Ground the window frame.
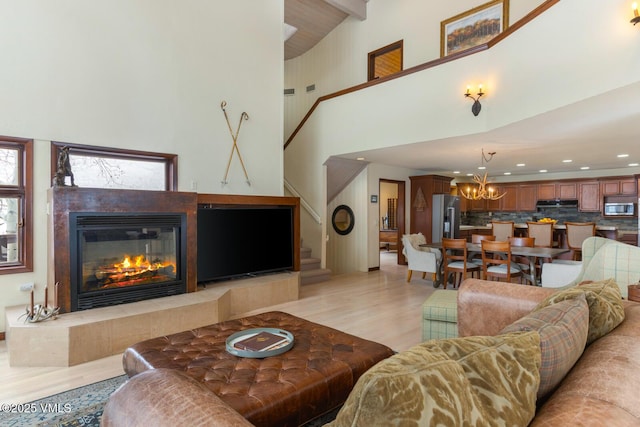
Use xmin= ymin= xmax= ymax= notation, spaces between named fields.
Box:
xmin=50 ymin=142 xmax=178 ymax=191
xmin=367 ymin=40 xmax=404 ymax=82
xmin=0 ymin=136 xmax=33 ymax=275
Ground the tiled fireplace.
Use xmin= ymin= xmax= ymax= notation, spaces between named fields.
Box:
xmin=48 ymin=187 xmax=198 ymax=313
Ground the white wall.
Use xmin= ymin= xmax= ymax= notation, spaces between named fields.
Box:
xmin=0 ymin=1 xmax=284 ymax=333
xmin=284 ymin=0 xmax=640 ymax=272
xmin=284 ymin=0 xmax=546 ymax=140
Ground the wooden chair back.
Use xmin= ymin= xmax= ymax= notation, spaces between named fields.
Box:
xmin=508 ymin=236 xmax=535 ymax=248
xmin=481 ymin=239 xmax=521 ymax=282
xmin=491 ymin=221 xmax=515 ymax=241
xmin=471 ymin=234 xmax=495 ymax=244
xmin=565 ymin=222 xmax=596 ymax=260
xmin=526 ymin=221 xmax=554 ymax=248
xmin=442 ymin=238 xmax=479 ymax=289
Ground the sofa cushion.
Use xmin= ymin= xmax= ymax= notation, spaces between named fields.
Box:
xmin=501 ymin=294 xmax=589 ymax=400
xmin=535 ymin=278 xmax=625 ymax=345
xmin=327 ymin=332 xmax=541 ymax=427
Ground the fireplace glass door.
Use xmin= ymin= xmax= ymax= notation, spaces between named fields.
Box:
xmin=70 ymin=213 xmax=186 ymax=311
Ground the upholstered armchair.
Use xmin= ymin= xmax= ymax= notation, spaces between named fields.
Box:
xmin=401 ymin=233 xmax=441 ymax=283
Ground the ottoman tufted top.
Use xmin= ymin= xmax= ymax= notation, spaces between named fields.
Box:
xmin=123 ymin=311 xmax=394 ymax=427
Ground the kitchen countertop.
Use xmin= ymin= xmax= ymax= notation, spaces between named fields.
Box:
xmin=460 ymin=224 xmax=619 ymax=231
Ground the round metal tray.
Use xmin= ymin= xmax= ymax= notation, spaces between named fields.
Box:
xmin=225 ymin=327 xmax=294 ymax=358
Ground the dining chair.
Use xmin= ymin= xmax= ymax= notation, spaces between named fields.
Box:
xmin=508 ymin=236 xmax=535 ymax=284
xmin=441 ymin=238 xmax=481 ymax=289
xmin=491 ymin=221 xmax=515 ymax=242
xmin=526 ymin=221 xmax=555 ymax=274
xmin=481 ymin=239 xmax=523 ymax=283
xmin=470 ymin=234 xmax=495 ymax=263
xmin=565 ymin=222 xmax=596 ymax=261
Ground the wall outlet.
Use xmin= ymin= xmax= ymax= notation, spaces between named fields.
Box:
xmin=20 ymin=282 xmax=34 ymax=292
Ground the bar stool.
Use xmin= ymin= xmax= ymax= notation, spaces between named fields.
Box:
xmin=442 ymin=238 xmax=481 ymax=289
xmin=491 ymin=221 xmax=515 ymax=241
xmin=565 ymin=222 xmax=596 ymax=261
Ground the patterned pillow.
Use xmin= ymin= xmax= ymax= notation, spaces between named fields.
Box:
xmin=535 ymin=277 xmax=625 ymax=345
xmin=501 ymin=294 xmax=589 ymax=400
xmin=326 ymin=332 xmax=541 ymax=427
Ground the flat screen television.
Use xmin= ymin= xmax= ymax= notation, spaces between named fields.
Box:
xmin=197 ymin=205 xmax=294 ymax=282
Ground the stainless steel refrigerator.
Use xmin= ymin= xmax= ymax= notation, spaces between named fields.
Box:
xmin=432 ymin=194 xmax=460 ymax=243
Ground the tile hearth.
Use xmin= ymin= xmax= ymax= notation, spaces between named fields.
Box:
xmin=6 ymin=272 xmax=299 ymax=367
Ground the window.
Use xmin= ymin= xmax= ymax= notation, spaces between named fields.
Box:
xmin=368 ymin=40 xmax=403 ymax=81
xmin=51 ymin=142 xmax=178 ymax=191
xmin=0 ymin=136 xmax=33 ymax=274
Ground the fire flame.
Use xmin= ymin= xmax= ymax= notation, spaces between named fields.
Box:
xmin=113 ymin=255 xmax=174 ymax=277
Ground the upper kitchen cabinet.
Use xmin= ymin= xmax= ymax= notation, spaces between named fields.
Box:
xmin=579 ymin=181 xmax=601 ymax=212
xmin=601 ymin=178 xmax=637 ymax=197
xmin=499 ymin=185 xmax=517 ymax=211
xmin=517 ymin=184 xmax=537 ymax=211
xmin=537 ymin=182 xmax=577 ymax=200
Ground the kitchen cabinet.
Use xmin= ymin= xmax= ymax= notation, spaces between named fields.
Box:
xmin=601 ymin=178 xmax=637 ymax=196
xmin=579 ymin=181 xmax=601 ymax=212
xmin=536 ymin=182 xmax=577 ymax=200
xmin=500 ymin=185 xmax=517 ymax=211
xmin=517 ymin=184 xmax=537 ymax=211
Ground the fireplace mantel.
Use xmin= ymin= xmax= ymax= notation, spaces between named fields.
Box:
xmin=48 ymin=187 xmax=198 ymax=313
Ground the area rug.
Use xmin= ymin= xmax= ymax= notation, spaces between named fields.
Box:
xmin=1 ymin=374 xmax=339 ymax=426
xmin=0 ymin=375 xmax=127 ymax=427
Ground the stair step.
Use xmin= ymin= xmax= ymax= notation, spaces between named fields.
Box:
xmin=300 ymin=247 xmax=312 ymax=259
xmin=300 ymin=257 xmax=321 ymax=271
xmin=300 ymin=268 xmax=332 ymax=285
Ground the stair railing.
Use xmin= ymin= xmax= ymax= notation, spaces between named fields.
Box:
xmin=284 ymin=178 xmax=322 ymax=224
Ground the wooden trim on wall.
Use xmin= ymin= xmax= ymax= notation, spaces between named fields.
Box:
xmin=284 ymin=0 xmax=560 ymax=150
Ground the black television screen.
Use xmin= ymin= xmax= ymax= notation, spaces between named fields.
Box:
xmin=197 ymin=206 xmax=294 ymax=282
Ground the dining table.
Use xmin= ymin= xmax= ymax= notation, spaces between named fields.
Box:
xmin=420 ymin=242 xmax=571 ymax=288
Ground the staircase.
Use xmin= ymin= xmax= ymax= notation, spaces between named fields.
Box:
xmin=300 ymin=246 xmax=331 ymax=285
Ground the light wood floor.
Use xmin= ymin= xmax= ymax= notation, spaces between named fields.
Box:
xmin=0 ymin=251 xmax=437 ymax=405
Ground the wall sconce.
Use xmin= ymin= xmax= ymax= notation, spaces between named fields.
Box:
xmin=632 ymin=2 xmax=640 ymax=25
xmin=464 ymin=85 xmax=484 ymax=116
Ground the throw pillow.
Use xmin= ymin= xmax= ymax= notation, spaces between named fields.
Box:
xmin=535 ymin=277 xmax=625 ymax=345
xmin=326 ymin=332 xmax=541 ymax=427
xmin=501 ymin=294 xmax=589 ymax=400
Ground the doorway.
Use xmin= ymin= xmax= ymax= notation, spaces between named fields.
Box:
xmin=379 ymin=179 xmax=406 ymax=267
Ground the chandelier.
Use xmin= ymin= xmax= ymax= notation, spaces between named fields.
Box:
xmin=460 ymin=149 xmax=507 ymax=201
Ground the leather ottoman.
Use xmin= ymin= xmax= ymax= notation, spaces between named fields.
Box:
xmin=122 ymin=311 xmax=394 ymax=427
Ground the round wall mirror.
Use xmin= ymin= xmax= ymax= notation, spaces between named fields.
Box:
xmin=332 ymin=205 xmax=355 ymax=235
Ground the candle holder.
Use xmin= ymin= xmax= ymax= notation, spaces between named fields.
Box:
xmin=19 ymin=283 xmax=60 ymax=323
xmin=21 ymin=304 xmax=60 ymax=323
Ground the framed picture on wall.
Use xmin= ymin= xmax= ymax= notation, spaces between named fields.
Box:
xmin=440 ymin=0 xmax=509 ymax=57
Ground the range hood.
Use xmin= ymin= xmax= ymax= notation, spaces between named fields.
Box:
xmin=536 ymin=199 xmax=579 ymax=209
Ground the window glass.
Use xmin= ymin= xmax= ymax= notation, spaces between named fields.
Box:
xmin=0 ymin=197 xmax=20 ymax=263
xmin=68 ymin=154 xmax=167 ymax=191
xmin=0 ymin=148 xmax=18 ymax=186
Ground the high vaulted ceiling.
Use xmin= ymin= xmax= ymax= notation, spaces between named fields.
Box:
xmin=284 ymin=0 xmax=367 ymax=60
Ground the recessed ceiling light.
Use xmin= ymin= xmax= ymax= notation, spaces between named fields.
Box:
xmin=562 ymin=159 xmax=572 ymax=163
xmin=539 ymin=169 xmax=548 ymax=173
xmin=466 ymin=173 xmax=473 ymax=176
xmin=629 ymin=163 xmax=639 ymax=167
xmin=503 ymin=172 xmax=511 ymax=175
xmin=356 ymin=157 xmax=365 ymax=161
xmin=453 ymin=171 xmax=460 ymax=174
xmin=516 ymin=163 xmax=525 ymax=167
xmin=580 ymin=166 xmax=590 ymax=170
xmin=618 ymin=154 xmax=629 ymax=158
xmin=478 ymin=166 xmax=486 ymax=170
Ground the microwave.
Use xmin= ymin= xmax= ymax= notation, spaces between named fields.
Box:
xmin=603 ymin=202 xmax=635 ymax=216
